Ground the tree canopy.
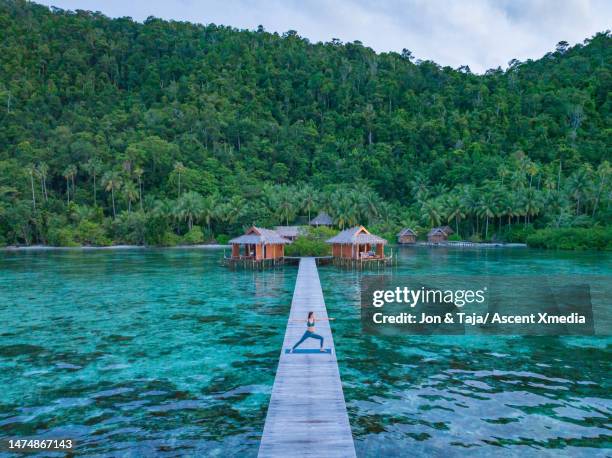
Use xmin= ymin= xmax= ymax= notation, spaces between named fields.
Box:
xmin=0 ymin=1 xmax=610 ymax=248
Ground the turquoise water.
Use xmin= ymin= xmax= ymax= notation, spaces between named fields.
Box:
xmin=320 ymin=247 xmax=612 ymax=457
xmin=0 ymin=247 xmax=610 ymax=457
xmin=0 ymin=249 xmax=296 ymax=456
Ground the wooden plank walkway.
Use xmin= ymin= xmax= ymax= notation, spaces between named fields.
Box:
xmin=258 ymin=257 xmax=356 ymax=458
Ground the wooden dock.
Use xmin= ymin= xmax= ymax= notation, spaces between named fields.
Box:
xmin=258 ymin=257 xmax=356 ymax=458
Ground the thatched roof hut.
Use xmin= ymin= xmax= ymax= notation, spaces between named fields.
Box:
xmin=398 ymin=228 xmax=416 ymax=237
xmin=397 ymin=228 xmax=417 ymax=244
xmin=228 ymin=226 xmax=290 ymax=260
xmin=274 ymin=226 xmax=304 ymax=241
xmin=309 ymin=212 xmax=333 ymax=227
xmin=327 ymin=226 xmax=387 ymax=245
xmin=326 ymin=226 xmax=387 ymax=259
xmin=427 ymin=228 xmax=445 ymax=236
xmin=427 ymin=227 xmax=450 ymax=243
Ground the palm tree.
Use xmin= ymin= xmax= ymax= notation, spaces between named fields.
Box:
xmin=411 ymin=174 xmax=429 ymax=204
xmin=123 ymin=180 xmax=138 ymax=213
xmin=152 ymin=198 xmax=173 ymax=219
xmin=36 ymin=162 xmax=49 ymax=202
xmin=421 ymin=199 xmax=443 ymax=228
xmin=501 ymin=193 xmax=517 ymax=230
xmin=363 ymin=103 xmax=375 ymax=146
xmin=359 ymin=190 xmax=380 ymax=224
xmin=400 ymin=214 xmax=419 ymax=233
xmin=329 ymin=189 xmax=359 ymax=229
xmin=25 ymin=164 xmax=37 ymax=210
xmin=479 ymin=193 xmax=497 ymax=240
xmin=544 ymin=189 xmax=569 ymax=228
xmin=566 ymin=166 xmax=592 ymax=215
xmin=134 ymin=166 xmax=144 ymax=210
xmin=526 ymin=161 xmax=539 ymax=189
xmin=459 ymin=185 xmax=479 ymax=236
xmin=102 ymin=170 xmax=122 ymax=218
xmin=318 ymin=190 xmax=336 ymax=215
xmin=591 ymin=161 xmax=610 ymax=218
xmin=177 ymin=191 xmax=203 ymax=230
xmin=444 ymin=194 xmax=464 ymax=236
xmin=514 ymin=189 xmax=527 ymax=226
xmin=219 ymin=195 xmax=246 ymax=228
xmin=277 ymin=187 xmax=297 ymax=226
xmin=497 ymin=164 xmax=510 ymax=186
xmin=63 ymin=164 xmax=77 ymax=205
xmin=259 ymin=183 xmax=277 ymax=218
xmin=431 ymin=183 xmax=448 ymax=196
xmin=84 ymin=158 xmax=102 ymax=206
xmin=201 ymin=194 xmax=218 ymax=235
xmin=489 ymin=183 xmax=507 ymax=232
xmin=300 ymin=185 xmax=317 ymax=222
xmin=151 ymin=198 xmax=175 ymax=232
xmin=377 ymin=201 xmax=394 ymax=227
xmin=523 ymin=188 xmax=541 ymax=225
xmin=173 ymin=161 xmax=186 ymax=197
xmin=334 ymin=197 xmax=354 ymax=229
xmin=69 ymin=164 xmax=77 ymax=197
xmin=346 ymin=193 xmax=361 ymax=227
xmin=71 ymin=204 xmax=96 ymax=223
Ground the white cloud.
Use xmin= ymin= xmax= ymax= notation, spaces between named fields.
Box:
xmin=35 ymin=0 xmax=611 ymax=73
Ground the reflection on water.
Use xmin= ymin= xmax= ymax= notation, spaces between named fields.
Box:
xmin=0 ymin=247 xmax=610 ymax=457
xmin=321 ymin=247 xmax=611 ymax=457
xmin=0 ymin=249 xmax=295 ymax=456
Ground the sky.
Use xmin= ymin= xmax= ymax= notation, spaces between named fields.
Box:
xmin=35 ymin=0 xmax=611 ymax=73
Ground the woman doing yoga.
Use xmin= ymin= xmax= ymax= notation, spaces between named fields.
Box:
xmin=291 ymin=311 xmax=335 ymax=352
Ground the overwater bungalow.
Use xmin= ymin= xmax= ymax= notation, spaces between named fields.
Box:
xmin=326 ymin=226 xmax=390 ymax=268
xmin=309 ymin=212 xmax=333 ymax=227
xmin=226 ymin=226 xmax=290 ymax=268
xmin=274 ymin=226 xmax=304 ymax=241
xmin=397 ymin=228 xmax=417 ymax=244
xmin=427 ymin=226 xmax=454 ymax=243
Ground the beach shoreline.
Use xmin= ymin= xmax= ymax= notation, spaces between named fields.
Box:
xmin=410 ymin=241 xmax=528 ymax=248
xmin=1 ymin=242 xmax=528 ymax=253
xmin=0 ymin=244 xmax=231 ymax=251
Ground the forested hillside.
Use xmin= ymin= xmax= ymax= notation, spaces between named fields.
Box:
xmin=0 ymin=0 xmax=610 ymax=248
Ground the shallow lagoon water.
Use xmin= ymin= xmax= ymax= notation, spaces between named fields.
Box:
xmin=0 ymin=249 xmax=295 ymax=456
xmin=321 ymin=247 xmax=611 ymax=457
xmin=0 ymin=247 xmax=610 ymax=457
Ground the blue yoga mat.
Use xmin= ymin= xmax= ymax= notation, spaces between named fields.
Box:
xmin=285 ymin=348 xmax=332 ymax=354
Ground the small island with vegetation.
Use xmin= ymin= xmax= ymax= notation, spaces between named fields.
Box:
xmin=0 ymin=2 xmax=610 ymax=251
